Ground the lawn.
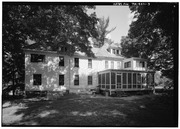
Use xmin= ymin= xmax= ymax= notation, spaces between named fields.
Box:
xmin=2 ymin=93 xmax=176 ymax=127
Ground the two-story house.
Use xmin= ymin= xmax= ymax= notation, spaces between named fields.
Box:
xmin=24 ymin=42 xmax=155 ymax=95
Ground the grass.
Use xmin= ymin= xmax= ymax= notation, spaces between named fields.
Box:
xmin=2 ymin=93 xmax=176 ymax=127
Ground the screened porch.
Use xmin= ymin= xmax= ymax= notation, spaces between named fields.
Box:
xmin=98 ymin=69 xmax=155 ymax=95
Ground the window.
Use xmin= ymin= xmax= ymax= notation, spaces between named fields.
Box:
xmin=111 ymin=61 xmax=114 ymax=69
xmin=74 ymin=75 xmax=79 ymax=85
xmin=31 ymin=54 xmax=45 ymax=62
xmin=59 ymin=46 xmax=67 ymax=52
xmin=74 ymin=58 xmax=79 ymax=67
xmin=113 ymin=49 xmax=116 ymax=54
xmin=59 ymin=75 xmax=64 ymax=85
xmin=88 ymin=59 xmax=92 ymax=68
xmin=59 ymin=56 xmax=64 ymax=66
xmin=105 ymin=61 xmax=108 ymax=69
xmin=117 ymin=50 xmax=119 ymax=55
xmin=33 ymin=74 xmax=41 ymax=85
xmin=124 ymin=61 xmax=131 ymax=68
xmin=140 ymin=61 xmax=145 ymax=68
xmin=117 ymin=62 xmax=121 ymax=69
xmin=88 ymin=76 xmax=93 ymax=85
xmin=136 ymin=61 xmax=139 ymax=67
xmin=136 ymin=61 xmax=145 ymax=68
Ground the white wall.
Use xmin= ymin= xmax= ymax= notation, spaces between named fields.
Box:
xmin=25 ymin=51 xmax=124 ymax=92
xmin=25 ymin=51 xmax=71 ymax=91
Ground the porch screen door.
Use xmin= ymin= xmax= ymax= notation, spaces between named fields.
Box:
xmin=117 ymin=73 xmax=121 ymax=89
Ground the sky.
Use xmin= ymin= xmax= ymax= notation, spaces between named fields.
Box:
xmin=88 ymin=6 xmax=134 ymax=43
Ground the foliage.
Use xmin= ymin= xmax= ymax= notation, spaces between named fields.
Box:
xmin=93 ymin=16 xmax=116 ymax=47
xmin=121 ymin=3 xmax=177 ymax=80
xmin=3 ymin=4 xmax=98 ymax=95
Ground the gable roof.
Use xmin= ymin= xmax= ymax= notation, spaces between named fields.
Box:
xmin=24 ymin=42 xmax=124 ymax=59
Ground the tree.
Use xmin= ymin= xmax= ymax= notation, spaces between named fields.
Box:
xmin=121 ymin=3 xmax=177 ymax=80
xmin=93 ymin=16 xmax=116 ymax=47
xmin=3 ymin=4 xmax=98 ymax=95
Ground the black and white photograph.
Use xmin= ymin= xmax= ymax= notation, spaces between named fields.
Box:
xmin=2 ymin=2 xmax=178 ymax=127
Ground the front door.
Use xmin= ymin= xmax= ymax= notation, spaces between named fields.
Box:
xmin=117 ymin=73 xmax=121 ymax=89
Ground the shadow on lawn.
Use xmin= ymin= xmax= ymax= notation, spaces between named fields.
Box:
xmin=2 ymin=93 xmax=177 ymax=127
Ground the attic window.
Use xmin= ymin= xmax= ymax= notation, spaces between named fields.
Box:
xmin=113 ymin=49 xmax=116 ymax=54
xmin=117 ymin=50 xmax=119 ymax=55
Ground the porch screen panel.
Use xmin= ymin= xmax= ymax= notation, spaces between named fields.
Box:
xmin=147 ymin=73 xmax=154 ymax=86
xmin=147 ymin=73 xmax=149 ymax=85
xmin=98 ymin=74 xmax=101 ymax=84
xmin=111 ymin=72 xmax=116 ymax=89
xmin=111 ymin=73 xmax=115 ymax=84
xmin=106 ymin=73 xmax=110 ymax=84
xmin=123 ymin=73 xmax=127 ymax=89
xmin=137 ymin=73 xmax=141 ymax=88
xmin=106 ymin=73 xmax=110 ymax=89
xmin=102 ymin=73 xmax=105 ymax=88
xmin=133 ymin=73 xmax=136 ymax=88
xmin=142 ymin=74 xmax=146 ymax=88
xmin=98 ymin=74 xmax=102 ymax=88
xmin=117 ymin=73 xmax=121 ymax=89
xmin=128 ymin=73 xmax=132 ymax=89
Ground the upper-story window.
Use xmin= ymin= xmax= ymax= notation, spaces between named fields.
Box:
xmin=59 ymin=56 xmax=64 ymax=66
xmin=31 ymin=54 xmax=45 ymax=63
xmin=59 ymin=46 xmax=67 ymax=52
xmin=140 ymin=61 xmax=145 ymax=68
xmin=88 ymin=59 xmax=92 ymax=68
xmin=74 ymin=58 xmax=79 ymax=67
xmin=111 ymin=61 xmax=114 ymax=69
xmin=105 ymin=61 xmax=108 ymax=69
xmin=124 ymin=61 xmax=131 ymax=68
xmin=117 ymin=61 xmax=121 ymax=69
xmin=136 ymin=61 xmax=145 ymax=68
